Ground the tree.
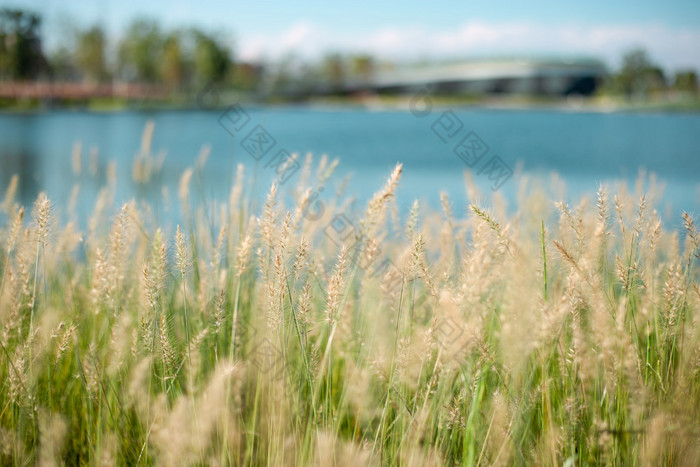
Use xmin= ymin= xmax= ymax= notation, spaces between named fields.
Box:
xmin=117 ymin=19 xmax=163 ymax=82
xmin=0 ymin=8 xmax=47 ymax=80
xmin=646 ymin=66 xmax=667 ymax=94
xmin=322 ymin=53 xmax=345 ymax=93
xmin=673 ymin=70 xmax=698 ymax=94
xmin=49 ymin=46 xmax=79 ymax=81
xmin=232 ymin=62 xmax=263 ymax=93
xmin=192 ymin=29 xmax=231 ymax=85
xmin=75 ymin=26 xmax=108 ymax=82
xmin=160 ymin=31 xmax=186 ymax=88
xmin=349 ymin=54 xmax=374 ymax=89
xmin=617 ymin=49 xmax=666 ymax=98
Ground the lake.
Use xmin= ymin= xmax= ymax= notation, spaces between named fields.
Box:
xmin=1 ymin=106 xmax=699 ymax=224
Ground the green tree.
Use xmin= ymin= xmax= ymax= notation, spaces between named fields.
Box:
xmin=75 ymin=26 xmax=108 ymax=82
xmin=322 ymin=53 xmax=345 ymax=93
xmin=232 ymin=62 xmax=262 ymax=93
xmin=267 ymin=53 xmax=298 ymax=96
xmin=673 ymin=70 xmax=698 ymax=94
xmin=617 ymin=49 xmax=666 ymax=98
xmin=0 ymin=8 xmax=47 ymax=80
xmin=160 ymin=31 xmax=186 ymax=88
xmin=49 ymin=46 xmax=78 ymax=81
xmin=349 ymin=54 xmax=373 ymax=88
xmin=192 ymin=29 xmax=230 ymax=85
xmin=117 ymin=19 xmax=163 ymax=82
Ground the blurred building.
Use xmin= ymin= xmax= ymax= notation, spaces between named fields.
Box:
xmin=363 ymin=57 xmax=607 ymax=96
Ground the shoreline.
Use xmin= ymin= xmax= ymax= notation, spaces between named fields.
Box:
xmin=1 ymin=94 xmax=700 ymax=115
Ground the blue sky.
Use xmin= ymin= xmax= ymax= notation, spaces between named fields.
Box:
xmin=3 ymin=0 xmax=700 ymax=70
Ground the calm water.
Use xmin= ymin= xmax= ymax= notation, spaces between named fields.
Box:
xmin=1 ymin=107 xmax=699 ymax=223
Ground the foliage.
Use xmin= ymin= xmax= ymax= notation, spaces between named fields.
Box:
xmin=75 ymin=26 xmax=108 ymax=82
xmin=117 ymin=19 xmax=165 ymax=83
xmin=0 ymin=8 xmax=47 ymax=80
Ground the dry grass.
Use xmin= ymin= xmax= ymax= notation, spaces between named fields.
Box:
xmin=0 ymin=127 xmax=699 ymax=466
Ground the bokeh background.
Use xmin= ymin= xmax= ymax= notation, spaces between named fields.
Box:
xmin=1 ymin=0 xmax=699 ymax=221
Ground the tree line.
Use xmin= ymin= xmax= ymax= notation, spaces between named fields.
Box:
xmin=0 ymin=8 xmax=249 ymax=91
xmin=604 ymin=49 xmax=698 ymax=97
xmin=0 ymin=7 xmax=697 ymax=99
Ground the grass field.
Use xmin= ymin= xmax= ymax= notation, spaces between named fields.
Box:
xmin=1 ymin=135 xmax=699 ymax=465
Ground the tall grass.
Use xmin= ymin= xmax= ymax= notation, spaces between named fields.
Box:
xmin=0 ymin=134 xmax=699 ymax=466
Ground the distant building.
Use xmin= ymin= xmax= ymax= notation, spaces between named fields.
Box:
xmin=362 ymin=57 xmax=607 ymax=96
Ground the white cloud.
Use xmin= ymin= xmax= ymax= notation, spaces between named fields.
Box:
xmin=238 ymin=20 xmax=700 ymax=71
xmin=239 ymin=21 xmax=326 ymax=61
xmin=279 ymin=22 xmax=314 ymax=50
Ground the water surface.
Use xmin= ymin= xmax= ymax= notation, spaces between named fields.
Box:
xmin=1 ymin=107 xmax=698 ymax=223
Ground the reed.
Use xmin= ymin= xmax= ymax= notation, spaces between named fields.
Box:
xmin=0 ymin=133 xmax=698 ymax=466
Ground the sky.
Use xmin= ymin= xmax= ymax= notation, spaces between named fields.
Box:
xmin=3 ymin=0 xmax=700 ymax=71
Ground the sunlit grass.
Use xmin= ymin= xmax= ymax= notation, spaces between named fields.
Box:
xmin=1 ymin=135 xmax=699 ymax=465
